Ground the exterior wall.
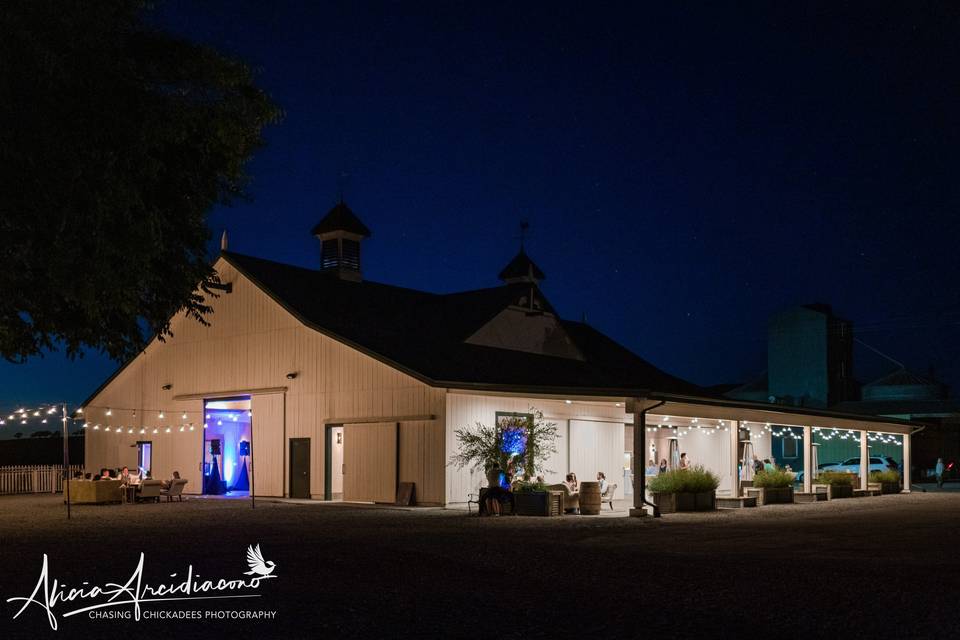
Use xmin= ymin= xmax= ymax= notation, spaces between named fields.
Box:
xmin=84 ymin=258 xmax=446 ymax=503
xmin=445 ymin=392 xmax=626 ymax=504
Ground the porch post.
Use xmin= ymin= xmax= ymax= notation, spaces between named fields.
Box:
xmin=902 ymin=432 xmax=912 ymax=493
xmin=859 ymin=430 xmax=869 ymax=490
xmin=802 ymin=426 xmax=812 ymax=494
xmin=730 ymin=420 xmax=740 ymax=496
xmin=630 ymin=397 xmax=646 ymax=517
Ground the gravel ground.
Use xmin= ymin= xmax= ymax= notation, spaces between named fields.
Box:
xmin=0 ymin=492 xmax=956 ymax=639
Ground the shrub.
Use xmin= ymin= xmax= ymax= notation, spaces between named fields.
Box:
xmin=753 ymin=468 xmax=794 ymax=488
xmin=816 ymin=471 xmax=855 ymax=486
xmin=870 ymin=470 xmax=901 ymax=484
xmin=648 ymin=465 xmax=720 ymax=494
xmin=513 ymin=481 xmax=548 ymax=493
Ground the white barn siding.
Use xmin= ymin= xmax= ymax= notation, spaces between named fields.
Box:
xmin=445 ymin=392 xmax=625 ymax=504
xmin=84 ymin=258 xmax=445 ymax=501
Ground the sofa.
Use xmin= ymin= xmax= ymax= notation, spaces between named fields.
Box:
xmin=68 ymin=479 xmax=122 ymax=504
xmin=547 ymin=484 xmax=580 ymax=512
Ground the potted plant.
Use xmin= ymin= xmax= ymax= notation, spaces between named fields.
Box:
xmin=749 ymin=468 xmax=795 ymax=504
xmin=648 ymin=466 xmax=719 ymax=513
xmin=449 ymin=407 xmax=560 ymax=513
xmin=869 ymin=470 xmax=901 ymax=494
xmin=813 ymin=471 xmax=855 ymax=499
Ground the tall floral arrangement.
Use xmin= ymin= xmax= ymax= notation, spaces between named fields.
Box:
xmin=449 ymin=407 xmax=559 ymax=480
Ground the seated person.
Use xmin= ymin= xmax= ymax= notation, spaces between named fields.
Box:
xmin=93 ymin=468 xmax=110 ymax=481
xmin=161 ymin=470 xmax=180 ymax=490
xmin=645 ymin=459 xmax=658 ymax=475
xmin=118 ymin=466 xmax=131 ymax=485
xmin=483 ymin=464 xmax=512 ymax=516
xmin=597 ymin=471 xmax=609 ymax=494
xmin=563 ymin=473 xmax=578 ymax=494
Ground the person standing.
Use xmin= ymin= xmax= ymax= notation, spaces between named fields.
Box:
xmin=936 ymin=458 xmax=945 ymax=489
xmin=679 ymin=453 xmax=690 ymax=470
xmin=658 ymin=458 xmax=668 ymax=474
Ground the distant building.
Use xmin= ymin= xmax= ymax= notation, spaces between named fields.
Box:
xmin=725 ymin=304 xmax=959 ymax=479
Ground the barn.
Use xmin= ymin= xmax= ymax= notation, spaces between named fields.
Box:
xmin=81 ymin=202 xmax=918 ymax=509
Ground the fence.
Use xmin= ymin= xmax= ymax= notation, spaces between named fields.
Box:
xmin=0 ymin=465 xmax=84 ymax=495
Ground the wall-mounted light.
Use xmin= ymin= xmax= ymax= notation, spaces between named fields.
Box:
xmin=286 ymin=372 xmax=298 ymax=380
xmin=161 ymin=384 xmax=172 ymax=391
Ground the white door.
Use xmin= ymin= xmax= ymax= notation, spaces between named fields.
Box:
xmin=569 ymin=420 xmax=625 ymax=498
xmin=343 ymin=422 xmax=396 ymax=503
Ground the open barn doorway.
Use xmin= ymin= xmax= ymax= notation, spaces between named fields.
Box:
xmin=202 ymin=397 xmax=252 ymax=496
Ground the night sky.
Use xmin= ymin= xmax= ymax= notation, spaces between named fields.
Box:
xmin=2 ymin=2 xmax=959 ymax=427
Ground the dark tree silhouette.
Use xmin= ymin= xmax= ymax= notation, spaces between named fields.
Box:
xmin=0 ymin=1 xmax=281 ymax=363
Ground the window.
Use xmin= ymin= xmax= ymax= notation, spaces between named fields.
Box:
xmin=782 ymin=437 xmax=798 ymax=458
xmin=137 ymin=441 xmax=152 ymax=475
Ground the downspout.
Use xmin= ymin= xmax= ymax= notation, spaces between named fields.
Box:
xmin=636 ymin=399 xmax=666 ymax=518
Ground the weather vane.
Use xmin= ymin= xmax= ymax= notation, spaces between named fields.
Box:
xmin=519 ymin=220 xmax=530 ymax=249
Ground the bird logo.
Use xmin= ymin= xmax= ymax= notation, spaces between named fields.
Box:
xmin=244 ymin=544 xmax=277 ymax=577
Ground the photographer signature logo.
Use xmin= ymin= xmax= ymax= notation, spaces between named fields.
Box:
xmin=5 ymin=544 xmax=277 ymax=630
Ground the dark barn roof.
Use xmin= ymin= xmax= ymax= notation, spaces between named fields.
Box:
xmin=222 ymin=251 xmax=701 ymax=396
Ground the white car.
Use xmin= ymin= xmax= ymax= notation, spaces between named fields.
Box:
xmin=829 ymin=456 xmax=899 ymax=475
xmin=794 ymin=456 xmax=898 ymax=483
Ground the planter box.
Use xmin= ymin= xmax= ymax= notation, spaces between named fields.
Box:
xmin=652 ymin=491 xmax=715 ymax=514
xmin=745 ymin=486 xmax=794 ymax=505
xmin=513 ymin=491 xmax=562 ymax=517
xmin=879 ymin=482 xmax=901 ymax=495
xmin=827 ymin=484 xmax=854 ymax=499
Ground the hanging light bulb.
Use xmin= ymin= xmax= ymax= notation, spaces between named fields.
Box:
xmin=165 ymin=427 xmax=171 ymax=433
xmin=189 ymin=425 xmax=195 ymax=431
xmin=179 ymin=426 xmax=185 ymax=432
xmin=247 ymin=411 xmax=252 ymax=417
xmin=106 ymin=409 xmax=112 ymax=416
xmin=140 ymin=428 xmax=146 ymax=434
xmin=76 ymin=408 xmax=83 ymax=414
xmin=20 ymin=419 xmax=26 ymax=425
xmin=203 ymin=423 xmax=208 ymax=429
xmin=182 ymin=412 xmax=188 ymax=420
xmin=32 ymin=411 xmax=40 ymax=417
xmin=153 ymin=428 xmax=158 ymax=434
xmin=217 ymin=420 xmax=222 ymax=426
xmin=93 ymin=425 xmax=100 ymax=430
xmin=128 ymin=428 xmax=134 ymax=434
xmin=158 ymin=411 xmax=164 ymax=419
xmin=41 ymin=419 xmax=47 ymax=424
xmin=0 ymin=420 xmax=5 ymax=425
xmin=7 ymin=415 xmax=13 ymax=420
xmin=105 ymin=427 xmax=111 ymax=432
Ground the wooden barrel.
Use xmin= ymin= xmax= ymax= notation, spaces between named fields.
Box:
xmin=580 ymin=481 xmax=601 ymax=515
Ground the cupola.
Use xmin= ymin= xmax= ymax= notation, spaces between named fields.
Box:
xmin=311 ymin=201 xmax=371 ymax=281
xmin=498 ymin=249 xmax=545 ymax=285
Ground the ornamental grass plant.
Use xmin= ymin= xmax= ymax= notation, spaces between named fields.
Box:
xmin=752 ymin=468 xmax=794 ymax=488
xmin=869 ymin=470 xmax=901 ymax=484
xmin=816 ymin=471 xmax=855 ymax=486
xmin=647 ymin=465 xmax=720 ymax=494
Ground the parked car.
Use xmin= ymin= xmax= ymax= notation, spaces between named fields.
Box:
xmin=795 ymin=456 xmax=898 ymax=484
xmin=794 ymin=462 xmax=840 ymax=484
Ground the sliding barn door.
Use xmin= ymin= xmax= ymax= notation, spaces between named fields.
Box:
xmin=343 ymin=422 xmax=396 ymax=503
